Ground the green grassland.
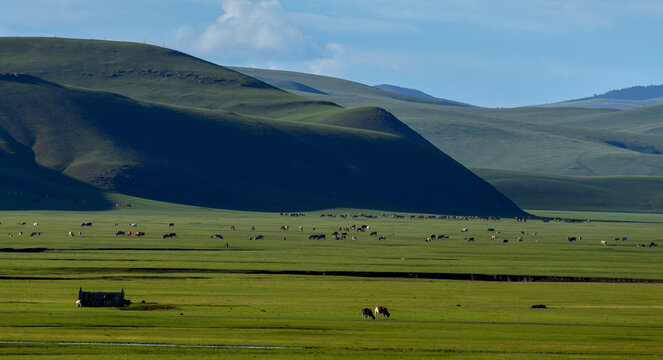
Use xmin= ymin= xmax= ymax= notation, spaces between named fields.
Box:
xmin=0 ymin=202 xmax=662 ymax=359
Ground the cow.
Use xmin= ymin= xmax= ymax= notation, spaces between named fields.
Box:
xmin=374 ymin=306 xmax=390 ymax=318
xmin=116 ymin=231 xmax=125 ymax=236
xmin=33 ymin=222 xmax=39 ymax=226
xmin=230 ymin=225 xmax=235 ymax=231
xmin=467 ymin=237 xmax=475 ymax=242
xmin=601 ymin=240 xmax=607 ymax=246
xmin=567 ymin=236 xmax=577 ymax=242
xmin=503 ymin=239 xmax=509 ymax=243
xmin=81 ymin=222 xmax=92 ymax=227
xmin=76 ymin=299 xmax=82 ymax=307
xmin=255 ymin=235 xmax=264 ymax=240
xmin=461 ymin=228 xmax=468 ymax=232
xmin=280 ymin=225 xmax=289 ymax=231
xmin=298 ymin=226 xmax=303 ymax=231
xmin=369 ymin=231 xmax=378 ymax=236
xmin=362 ymin=308 xmax=375 ymax=319
xmin=215 ymin=234 xmax=223 ymax=239
xmin=68 ymin=231 xmax=75 ymax=237
xmin=352 ymin=235 xmax=357 ymax=241
xmin=169 ymin=223 xmax=175 ymax=227
xmin=129 ymin=223 xmax=137 ymax=227
xmin=425 ymin=237 xmax=432 ymax=242
xmin=650 ymin=242 xmax=658 ymax=247
xmin=378 ymin=235 xmax=386 ymax=240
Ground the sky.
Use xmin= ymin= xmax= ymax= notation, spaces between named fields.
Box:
xmin=2 ymin=0 xmax=663 ymax=107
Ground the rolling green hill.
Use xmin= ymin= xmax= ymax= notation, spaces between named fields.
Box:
xmin=231 ymin=66 xmax=663 ymax=177
xmin=0 ymin=68 xmax=524 ymax=216
xmin=230 ymin=67 xmax=663 ymax=212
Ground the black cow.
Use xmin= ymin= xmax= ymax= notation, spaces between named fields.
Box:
xmin=362 ymin=308 xmax=375 ymax=320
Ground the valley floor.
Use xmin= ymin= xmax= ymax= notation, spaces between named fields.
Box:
xmin=0 ymin=203 xmax=662 ymax=359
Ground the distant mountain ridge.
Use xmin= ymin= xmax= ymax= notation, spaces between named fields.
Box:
xmin=542 ymin=84 xmax=663 ymax=110
xmin=373 ymin=84 xmax=474 ymax=107
xmin=580 ymin=84 xmax=663 ymax=101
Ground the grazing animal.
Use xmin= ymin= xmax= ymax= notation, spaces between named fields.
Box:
xmin=33 ymin=222 xmax=39 ymax=226
xmin=425 ymin=237 xmax=432 ymax=242
xmin=68 ymin=231 xmax=74 ymax=237
xmin=230 ymin=225 xmax=235 ymax=231
xmin=81 ymin=222 xmax=92 ymax=227
xmin=378 ymin=235 xmax=386 ymax=240
xmin=461 ymin=228 xmax=468 ymax=232
xmin=112 ymin=222 xmax=119 ymax=227
xmin=468 ymin=237 xmax=475 ymax=242
xmin=374 ymin=306 xmax=390 ymax=318
xmin=503 ymin=239 xmax=509 ymax=243
xmin=129 ymin=223 xmax=137 ymax=227
xmin=650 ymin=242 xmax=658 ymax=247
xmin=567 ymin=236 xmax=577 ymax=242
xmin=352 ymin=235 xmax=357 ymax=241
xmin=487 ymin=228 xmax=495 ymax=232
xmin=163 ymin=233 xmax=176 ymax=239
xmin=215 ymin=234 xmax=223 ymax=239
xmin=601 ymin=240 xmax=607 ymax=246
xmin=169 ymin=223 xmax=175 ymax=227
xmin=255 ymin=235 xmax=264 ymax=240
xmin=362 ymin=308 xmax=375 ymax=319
xmin=280 ymin=225 xmax=289 ymax=231
xmin=115 ymin=231 xmax=125 ymax=236
xmin=370 ymin=231 xmax=378 ymax=236
xmin=76 ymin=299 xmax=82 ymax=307
xmin=298 ymin=226 xmax=303 ymax=231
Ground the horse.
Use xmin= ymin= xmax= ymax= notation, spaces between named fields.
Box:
xmin=362 ymin=308 xmax=375 ymax=319
xmin=374 ymin=306 xmax=390 ymax=318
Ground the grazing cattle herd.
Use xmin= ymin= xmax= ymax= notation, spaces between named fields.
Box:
xmin=1 ymin=214 xmax=660 ymax=251
xmin=0 ymin=213 xmax=658 ymax=256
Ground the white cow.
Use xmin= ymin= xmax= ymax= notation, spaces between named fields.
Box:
xmin=76 ymin=299 xmax=82 ymax=307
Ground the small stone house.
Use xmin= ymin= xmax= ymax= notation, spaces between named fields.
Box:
xmin=77 ymin=288 xmax=130 ymax=307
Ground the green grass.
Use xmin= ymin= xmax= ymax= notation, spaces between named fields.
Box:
xmin=0 ymin=203 xmax=662 ymax=358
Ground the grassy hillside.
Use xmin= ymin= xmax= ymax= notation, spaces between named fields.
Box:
xmin=0 ymin=73 xmax=524 ymax=216
xmin=232 ymin=66 xmax=663 ymax=177
xmin=0 ymin=37 xmax=337 ymax=119
xmin=474 ymin=168 xmax=663 ymax=212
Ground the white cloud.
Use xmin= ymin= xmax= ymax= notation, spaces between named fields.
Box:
xmin=195 ymin=0 xmax=307 ymax=55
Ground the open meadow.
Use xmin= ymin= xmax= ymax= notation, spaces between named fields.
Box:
xmin=1 ymin=198 xmax=662 ymax=359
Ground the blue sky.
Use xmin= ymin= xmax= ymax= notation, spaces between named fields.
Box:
xmin=2 ymin=0 xmax=663 ymax=107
